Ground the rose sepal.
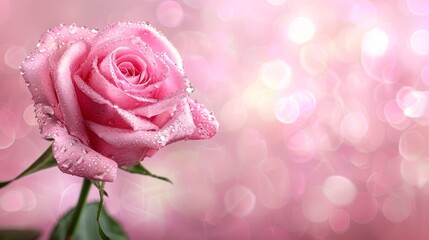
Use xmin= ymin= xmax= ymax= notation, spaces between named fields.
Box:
xmin=121 ymin=162 xmax=173 ymax=184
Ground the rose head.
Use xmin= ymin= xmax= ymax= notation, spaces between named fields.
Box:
xmin=21 ymin=22 xmax=218 ymax=182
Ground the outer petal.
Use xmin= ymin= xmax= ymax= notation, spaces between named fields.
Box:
xmin=21 ymin=24 xmax=97 ymax=135
xmin=87 ymin=98 xmax=196 ymax=157
xmin=54 ymin=41 xmax=90 ymax=144
xmin=86 ymin=121 xmax=165 ymax=149
xmin=154 ymin=54 xmax=188 ymax=99
xmin=132 ymin=91 xmax=187 ymax=118
xmin=51 ymin=125 xmax=118 ymax=181
xmin=94 ymin=21 xmax=182 ymax=68
xmin=186 ymin=97 xmax=219 ymax=140
xmin=74 ymin=75 xmax=159 ymax=131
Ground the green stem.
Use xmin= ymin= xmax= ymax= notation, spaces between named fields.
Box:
xmin=66 ymin=178 xmax=92 ymax=239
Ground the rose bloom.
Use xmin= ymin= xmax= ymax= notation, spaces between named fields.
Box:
xmin=21 ymin=22 xmax=218 ymax=181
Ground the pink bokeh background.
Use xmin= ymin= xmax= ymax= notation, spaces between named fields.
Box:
xmin=2 ymin=0 xmax=429 ymax=239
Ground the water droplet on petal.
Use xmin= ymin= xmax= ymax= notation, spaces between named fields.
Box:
xmin=68 ymin=25 xmax=76 ymax=34
xmin=60 ymin=159 xmax=72 ymax=169
xmin=186 ymin=85 xmax=195 ymax=93
xmin=94 ymin=172 xmax=108 ymax=180
xmin=60 ymin=146 xmax=67 ymax=153
xmin=76 ymin=156 xmax=84 ymax=164
xmin=42 ymin=105 xmax=54 ymax=116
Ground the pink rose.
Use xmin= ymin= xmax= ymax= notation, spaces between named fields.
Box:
xmin=21 ymin=22 xmax=218 ymax=182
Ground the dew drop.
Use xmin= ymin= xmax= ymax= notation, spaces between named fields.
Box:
xmin=94 ymin=172 xmax=108 ymax=180
xmin=39 ymin=48 xmax=46 ymax=53
xmin=61 ymin=159 xmax=72 ymax=169
xmin=186 ymin=85 xmax=194 ymax=93
xmin=68 ymin=25 xmax=76 ymax=34
xmin=60 ymin=146 xmax=67 ymax=153
xmin=76 ymin=156 xmax=84 ymax=164
xmin=42 ymin=105 xmax=54 ymax=116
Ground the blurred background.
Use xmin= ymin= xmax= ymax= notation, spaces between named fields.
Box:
xmin=2 ymin=0 xmax=429 ymax=239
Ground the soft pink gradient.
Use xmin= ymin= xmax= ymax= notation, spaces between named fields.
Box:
xmin=1 ymin=0 xmax=429 ymax=239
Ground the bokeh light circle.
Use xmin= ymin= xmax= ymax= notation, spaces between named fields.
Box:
xmin=399 ymin=130 xmax=426 ymax=161
xmin=410 ymin=29 xmax=429 ymax=55
xmin=287 ymin=17 xmax=316 ymax=44
xmin=224 ymin=185 xmax=256 ymax=217
xmin=382 ymin=194 xmax=412 ymax=223
xmin=407 ymin=0 xmax=429 ymax=16
xmin=156 ymin=1 xmax=184 ymax=28
xmin=349 ymin=0 xmax=378 ymax=29
xmin=323 ymin=176 xmax=357 ymax=206
xmin=329 ymin=209 xmax=351 ymax=234
xmin=267 ymin=0 xmax=287 ymax=6
xmin=259 ymin=59 xmax=292 ymax=90
xmin=361 ymin=28 xmax=389 ymax=57
xmin=275 ymin=97 xmax=300 ymax=124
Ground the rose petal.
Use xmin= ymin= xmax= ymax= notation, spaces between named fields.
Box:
xmin=132 ymin=91 xmax=187 ymax=118
xmin=154 ymin=54 xmax=188 ymax=99
xmin=159 ymin=97 xmax=197 ymax=143
xmin=84 ymin=36 xmax=157 ymax=77
xmin=86 ymin=121 xmax=165 ymax=149
xmin=89 ymin=59 xmax=156 ymax=109
xmin=86 ymin=98 xmax=198 ymax=157
xmin=96 ymin=42 xmax=170 ymax=96
xmin=54 ymin=41 xmax=90 ymax=144
xmin=186 ymin=97 xmax=219 ymax=140
xmin=86 ymin=129 xmax=152 ymax=166
xmin=94 ymin=21 xmax=182 ymax=68
xmin=22 ymin=24 xmax=97 ymax=125
xmin=51 ymin=124 xmax=117 ymax=182
xmin=74 ymin=75 xmax=159 ymax=131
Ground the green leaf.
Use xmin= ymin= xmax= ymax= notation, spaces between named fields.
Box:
xmin=0 ymin=229 xmax=40 ymax=240
xmin=121 ymin=163 xmax=173 ymax=184
xmin=50 ymin=202 xmax=126 ymax=240
xmin=0 ymin=146 xmax=56 ymax=189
